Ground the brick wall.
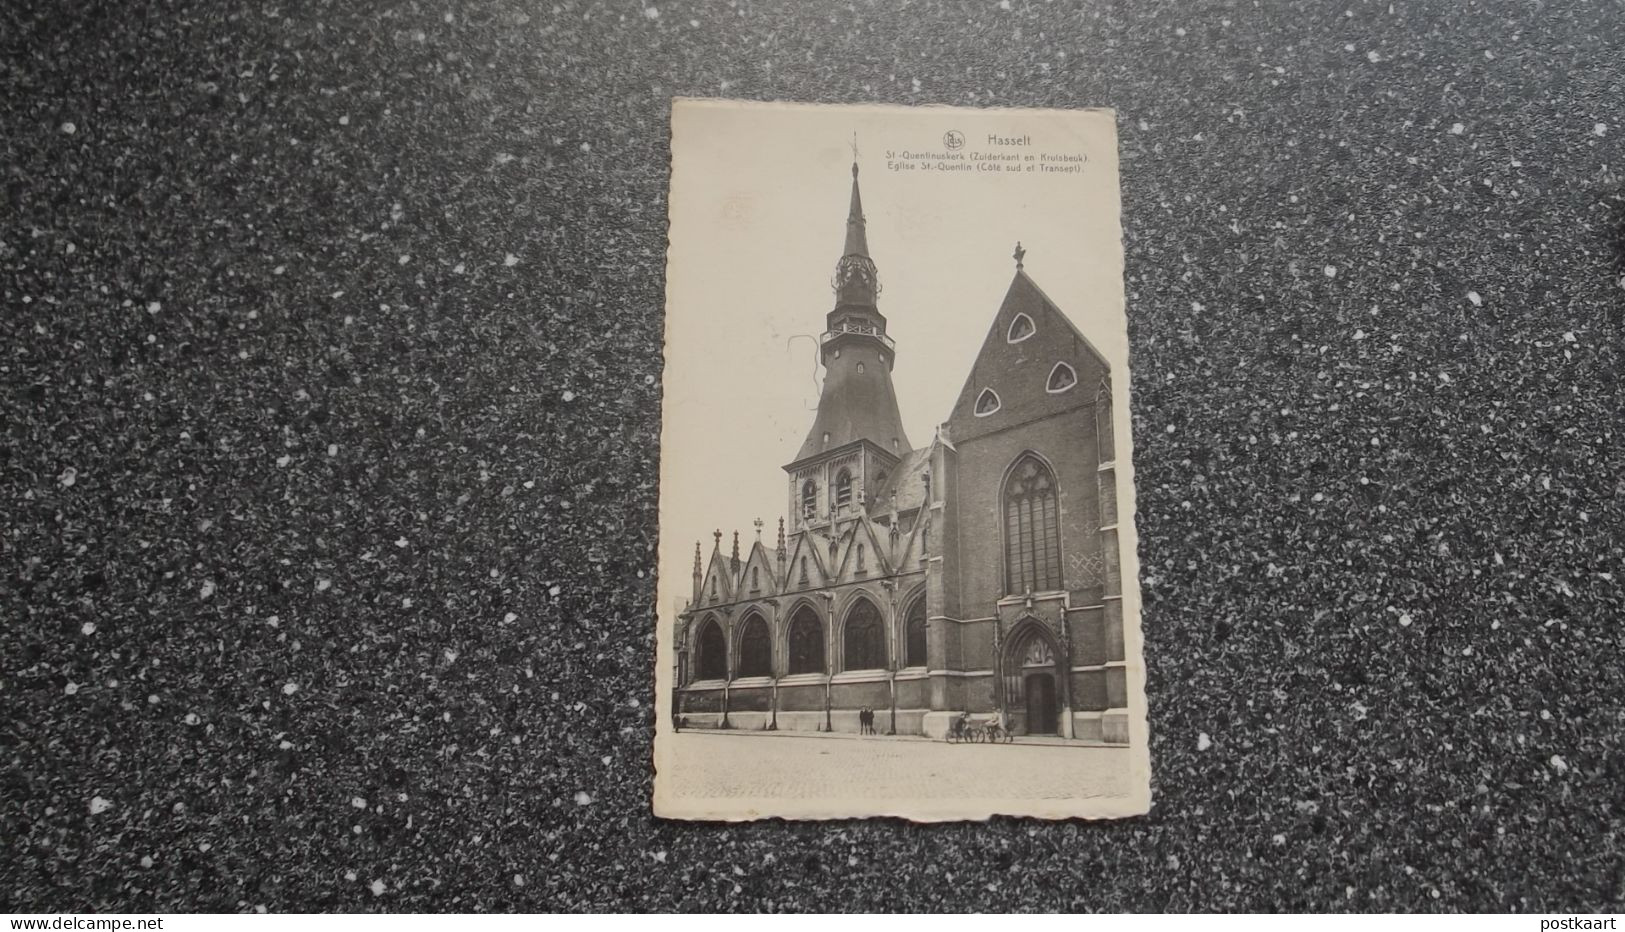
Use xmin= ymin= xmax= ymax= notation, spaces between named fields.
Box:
xmin=949 ymin=405 xmax=1104 ymax=612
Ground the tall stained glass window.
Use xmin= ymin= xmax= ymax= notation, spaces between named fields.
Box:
xmin=843 ymin=599 xmax=885 ymax=671
xmin=1004 ymin=455 xmax=1062 ymax=594
xmin=787 ymin=606 xmax=824 ymax=674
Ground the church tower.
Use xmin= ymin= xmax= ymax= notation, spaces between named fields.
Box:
xmin=784 ymin=157 xmax=911 ymax=537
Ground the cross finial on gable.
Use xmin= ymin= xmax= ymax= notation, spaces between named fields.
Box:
xmin=1013 ymin=241 xmax=1026 ymax=270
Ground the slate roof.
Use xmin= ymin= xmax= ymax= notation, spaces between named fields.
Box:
xmin=871 ymin=445 xmax=932 ymax=514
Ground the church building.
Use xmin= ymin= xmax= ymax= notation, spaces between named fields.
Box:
xmin=672 ymin=157 xmax=1130 ymax=743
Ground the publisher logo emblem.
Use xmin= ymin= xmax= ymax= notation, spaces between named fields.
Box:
xmin=943 ymin=130 xmax=965 ymax=150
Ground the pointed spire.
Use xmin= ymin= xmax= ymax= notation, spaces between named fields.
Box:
xmin=844 ymin=159 xmax=869 ymax=258
xmin=692 ymin=540 xmax=703 ymax=602
xmin=730 ymin=530 xmax=740 ymax=570
xmin=831 ymin=137 xmax=880 ymax=308
xmin=794 ymin=146 xmax=908 ymax=466
xmin=776 ymin=518 xmax=787 ymax=586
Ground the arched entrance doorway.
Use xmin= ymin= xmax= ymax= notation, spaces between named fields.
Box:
xmin=1001 ymin=620 xmax=1067 ymax=736
xmin=1024 ymin=673 xmax=1058 ymax=735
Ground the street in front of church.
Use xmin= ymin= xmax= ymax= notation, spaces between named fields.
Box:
xmin=661 ymin=731 xmax=1134 ymax=803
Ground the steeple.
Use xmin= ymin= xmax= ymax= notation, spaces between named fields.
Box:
xmin=844 ymin=163 xmax=869 ymax=254
xmin=788 ymin=152 xmax=912 ymax=469
xmin=833 ymin=160 xmax=878 ymax=307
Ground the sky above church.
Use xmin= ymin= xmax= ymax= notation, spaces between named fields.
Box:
xmin=659 ymin=101 xmax=1129 ymax=618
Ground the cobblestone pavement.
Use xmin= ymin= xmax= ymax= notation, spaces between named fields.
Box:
xmin=662 ymin=731 xmax=1133 ymax=802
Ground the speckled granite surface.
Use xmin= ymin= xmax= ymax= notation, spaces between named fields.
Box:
xmin=3 ymin=0 xmax=1623 ymax=914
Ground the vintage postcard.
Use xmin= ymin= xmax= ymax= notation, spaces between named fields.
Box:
xmin=654 ymin=99 xmax=1149 ymax=820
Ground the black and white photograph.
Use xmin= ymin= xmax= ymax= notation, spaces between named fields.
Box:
xmin=655 ymin=100 xmax=1149 ymax=820
xmin=7 ymin=0 xmax=1623 ymax=917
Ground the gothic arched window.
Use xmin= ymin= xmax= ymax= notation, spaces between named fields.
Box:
xmin=1004 ymin=454 xmax=1062 ymax=594
xmin=904 ymin=598 xmax=928 ymax=668
xmin=737 ymin=613 xmax=771 ymax=678
xmin=835 ymin=469 xmax=853 ymax=511
xmin=787 ymin=606 xmax=824 ymax=675
xmin=856 ymin=543 xmax=865 ymax=572
xmin=801 ymin=480 xmax=818 ymax=520
xmin=843 ymin=598 xmax=885 ymax=671
xmin=750 ymin=566 xmax=760 ymax=591
xmin=696 ymin=618 xmax=726 ymax=680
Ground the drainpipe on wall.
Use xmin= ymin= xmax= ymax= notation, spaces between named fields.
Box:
xmin=887 ymin=667 xmax=897 ymax=736
xmin=1057 ymin=599 xmax=1075 ymax=740
xmin=992 ymin=614 xmax=1007 ymax=730
xmin=821 ymin=589 xmax=836 ymax=731
xmin=823 ymin=677 xmax=832 ymax=732
xmin=767 ymin=599 xmax=781 ymax=731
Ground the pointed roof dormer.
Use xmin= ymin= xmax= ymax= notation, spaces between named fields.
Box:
xmin=739 ymin=540 xmax=782 ymax=596
xmin=782 ymin=530 xmax=832 ymax=591
xmin=833 ymin=517 xmax=893 ymax=581
xmin=700 ymin=529 xmax=735 ymax=605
